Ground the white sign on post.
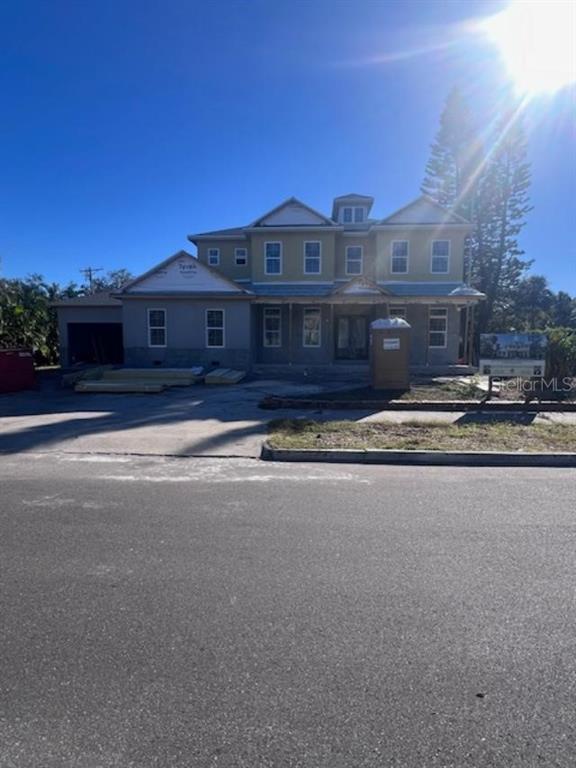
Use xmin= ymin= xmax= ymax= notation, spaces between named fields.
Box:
xmin=383 ymin=338 xmax=400 ymax=351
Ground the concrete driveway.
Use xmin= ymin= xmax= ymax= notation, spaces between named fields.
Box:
xmin=0 ymin=376 xmax=371 ymax=458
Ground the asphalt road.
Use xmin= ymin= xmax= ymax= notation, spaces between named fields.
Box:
xmin=1 ymin=454 xmax=575 ymax=767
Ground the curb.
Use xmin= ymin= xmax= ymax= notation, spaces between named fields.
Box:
xmin=259 ymin=397 xmax=576 ymax=412
xmin=261 ymin=442 xmax=576 ymax=467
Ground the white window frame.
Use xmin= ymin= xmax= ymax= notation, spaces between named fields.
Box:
xmin=389 ymin=305 xmax=407 ymax=319
xmin=302 ymin=306 xmax=322 ymax=348
xmin=428 ymin=307 xmax=448 ymax=349
xmin=207 ymin=248 xmax=220 ymax=267
xmin=234 ymin=247 xmax=248 ymax=266
xmin=353 ymin=207 xmax=365 ymax=223
xmin=148 ymin=308 xmax=167 ymax=348
xmin=264 ymin=241 xmax=282 ymax=276
xmin=431 ymin=240 xmax=450 ymax=274
xmin=303 ymin=241 xmax=322 ymax=275
xmin=263 ymin=306 xmax=282 ymax=348
xmin=345 ymin=245 xmax=363 ymax=276
xmin=390 ymin=240 xmax=409 ymax=275
xmin=342 ymin=207 xmax=353 ymax=224
xmin=205 ymin=308 xmax=225 ymax=348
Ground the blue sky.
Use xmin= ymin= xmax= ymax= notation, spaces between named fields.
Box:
xmin=1 ymin=0 xmax=575 ymax=291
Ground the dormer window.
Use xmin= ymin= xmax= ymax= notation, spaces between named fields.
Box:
xmin=340 ymin=206 xmax=366 ymax=224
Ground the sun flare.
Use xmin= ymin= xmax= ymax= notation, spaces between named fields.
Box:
xmin=484 ymin=0 xmax=576 ymax=94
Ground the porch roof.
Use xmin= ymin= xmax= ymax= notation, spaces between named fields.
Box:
xmin=248 ymin=281 xmax=484 ymax=300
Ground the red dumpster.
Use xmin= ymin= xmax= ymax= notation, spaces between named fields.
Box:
xmin=0 ymin=348 xmax=36 ymax=393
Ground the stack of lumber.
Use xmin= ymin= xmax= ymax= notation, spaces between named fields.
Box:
xmin=75 ymin=380 xmax=165 ymax=394
xmin=74 ymin=366 xmax=205 ymax=393
xmin=103 ymin=368 xmax=204 ymax=386
xmin=204 ymin=368 xmax=246 ymax=385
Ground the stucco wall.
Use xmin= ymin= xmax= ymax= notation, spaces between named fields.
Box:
xmin=249 ymin=232 xmax=338 ymax=283
xmin=196 ymin=239 xmax=251 ymax=284
xmin=122 ymin=298 xmax=252 ymax=368
xmin=253 ymin=302 xmax=461 ymax=367
xmin=375 ymin=229 xmax=466 ymax=282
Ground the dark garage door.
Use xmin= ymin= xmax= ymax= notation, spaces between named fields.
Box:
xmin=67 ymin=323 xmax=124 ymax=365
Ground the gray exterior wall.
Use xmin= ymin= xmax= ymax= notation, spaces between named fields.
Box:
xmin=122 ymin=298 xmax=252 ymax=368
xmin=254 ymin=302 xmax=461 ymax=368
xmin=404 ymin=304 xmax=460 ymax=367
xmin=57 ymin=305 xmax=123 ymax=367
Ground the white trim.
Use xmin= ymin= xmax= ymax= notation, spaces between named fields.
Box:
xmin=302 ymin=306 xmax=322 ymax=348
xmin=345 ymin=245 xmax=363 ymax=276
xmin=147 ymin=307 xmax=167 ymax=348
xmin=207 ymin=247 xmax=220 ymax=267
xmin=303 ymin=240 xmax=322 ymax=275
xmin=430 ymin=240 xmax=451 ymax=274
xmin=234 ymin=247 xmax=248 ymax=266
xmin=428 ymin=306 xmax=448 ymax=348
xmin=264 ymin=241 xmax=283 ymax=276
xmin=263 ymin=306 xmax=282 ymax=348
xmin=390 ymin=240 xmax=409 ymax=275
xmin=205 ymin=308 xmax=225 ymax=348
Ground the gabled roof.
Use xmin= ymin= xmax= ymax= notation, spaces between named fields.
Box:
xmin=119 ymin=251 xmax=251 ymax=295
xmin=332 ymin=277 xmax=391 ymax=296
xmin=377 ymin=194 xmax=471 ymax=226
xmin=249 ymin=196 xmax=336 ymax=228
xmin=379 ymin=281 xmax=484 ymax=298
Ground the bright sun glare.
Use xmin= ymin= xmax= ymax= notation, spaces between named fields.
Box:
xmin=484 ymin=0 xmax=576 ymax=94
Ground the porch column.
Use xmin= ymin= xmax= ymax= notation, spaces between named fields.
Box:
xmin=288 ymin=302 xmax=293 ymax=366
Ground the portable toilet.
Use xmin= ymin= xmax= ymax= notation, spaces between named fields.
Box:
xmin=369 ymin=318 xmax=411 ymax=390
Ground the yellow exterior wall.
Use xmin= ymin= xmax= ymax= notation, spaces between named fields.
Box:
xmin=249 ymin=232 xmax=337 ymax=282
xmin=335 ymin=236 xmax=376 ymax=280
xmin=196 ymin=239 xmax=251 ymax=282
xmin=195 ymin=227 xmax=467 ymax=284
xmin=375 ymin=229 xmax=466 ymax=282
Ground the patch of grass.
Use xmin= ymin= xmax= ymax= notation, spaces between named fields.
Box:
xmin=268 ymin=419 xmax=576 ymax=453
xmin=284 ymin=379 xmax=485 ymax=403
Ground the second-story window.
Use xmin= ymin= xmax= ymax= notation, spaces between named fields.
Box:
xmin=391 ymin=241 xmax=409 ymax=274
xmin=304 ymin=241 xmax=321 ymax=275
xmin=345 ymin=245 xmax=363 ymax=276
xmin=431 ymin=240 xmax=450 ymax=274
xmin=354 ymin=207 xmax=365 ymax=223
xmin=208 ymin=248 xmax=220 ymax=267
xmin=265 ymin=242 xmax=282 ymax=275
xmin=235 ymin=247 xmax=248 ymax=266
xmin=342 ymin=207 xmax=353 ymax=224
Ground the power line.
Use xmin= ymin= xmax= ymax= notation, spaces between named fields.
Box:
xmin=80 ymin=267 xmax=103 ymax=293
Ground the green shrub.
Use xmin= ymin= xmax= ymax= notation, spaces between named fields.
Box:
xmin=545 ymin=327 xmax=576 ymax=378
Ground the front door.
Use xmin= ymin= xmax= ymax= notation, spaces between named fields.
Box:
xmin=335 ymin=316 xmax=369 ymax=360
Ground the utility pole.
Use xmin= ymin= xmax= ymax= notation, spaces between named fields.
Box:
xmin=80 ymin=267 xmax=103 ymax=293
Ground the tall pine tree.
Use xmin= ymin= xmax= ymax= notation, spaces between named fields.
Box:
xmin=472 ymin=111 xmax=533 ymax=332
xmin=422 ymin=92 xmax=532 ymax=334
xmin=421 ymin=86 xmax=480 ymax=220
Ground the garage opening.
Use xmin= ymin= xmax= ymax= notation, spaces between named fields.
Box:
xmin=67 ymin=323 xmax=124 ymax=365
